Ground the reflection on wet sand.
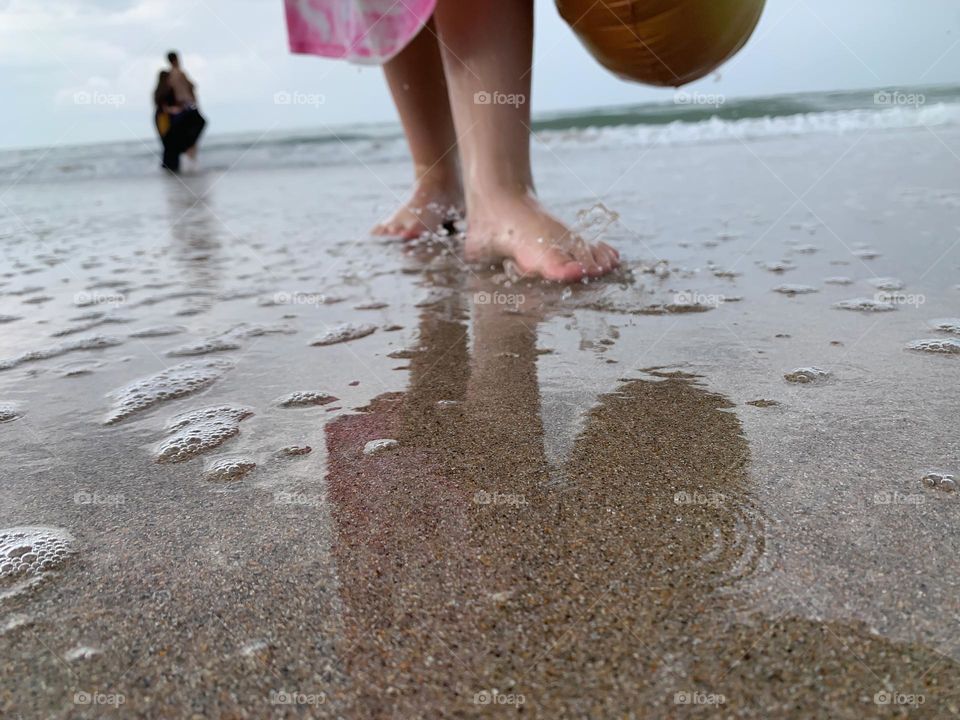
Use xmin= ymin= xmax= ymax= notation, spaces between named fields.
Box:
xmin=163 ymin=175 xmax=223 ymax=298
xmin=326 ymin=281 xmax=959 ymax=718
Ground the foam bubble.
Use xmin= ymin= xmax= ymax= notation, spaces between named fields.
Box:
xmin=834 ymin=298 xmax=896 ymax=312
xmin=927 ymin=318 xmax=960 ymax=335
xmin=784 ymin=367 xmax=831 ymax=384
xmin=0 ymin=315 xmax=21 ymax=324
xmin=276 ymin=445 xmax=312 ymax=457
xmin=128 ymin=325 xmax=188 ymax=338
xmin=52 ymin=315 xmax=131 ymax=338
xmin=824 ymin=276 xmax=853 ymax=285
xmin=906 ymin=338 xmax=960 ymax=354
xmin=363 ymin=438 xmax=399 ymax=455
xmin=5 ymin=286 xmax=44 ymax=296
xmin=852 ymin=248 xmax=881 ymax=260
xmin=165 ymin=338 xmax=242 ymax=357
xmin=134 ymin=290 xmax=213 ymax=307
xmin=0 ymin=335 xmax=123 ymax=372
xmin=412 ymin=290 xmax=450 ymax=308
xmin=232 ymin=323 xmax=297 ymax=338
xmin=155 ymin=406 xmax=253 ymax=463
xmin=104 ymin=359 xmax=233 ymax=424
xmin=0 ymin=403 xmax=21 ymax=423
xmin=64 ymin=646 xmax=102 ymax=662
xmin=922 ymin=472 xmax=956 ymax=492
xmin=0 ymin=527 xmax=75 ymax=598
xmin=202 ymin=456 xmax=257 ymax=482
xmin=867 ymin=277 xmax=905 ymax=291
xmin=773 ymin=284 xmax=818 ymax=295
xmin=277 ymin=392 xmax=338 ymax=408
xmin=354 ymin=301 xmax=388 ymax=310
xmin=311 ymin=323 xmax=377 ymax=346
xmin=760 ymin=261 xmax=795 ymax=273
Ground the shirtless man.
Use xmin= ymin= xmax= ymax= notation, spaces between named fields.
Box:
xmin=166 ymin=51 xmax=200 ymax=162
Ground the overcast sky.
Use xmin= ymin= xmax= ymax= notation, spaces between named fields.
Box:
xmin=1 ymin=0 xmax=958 ymax=150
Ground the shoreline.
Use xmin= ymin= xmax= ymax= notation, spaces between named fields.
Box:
xmin=1 ymin=124 xmax=959 ymax=717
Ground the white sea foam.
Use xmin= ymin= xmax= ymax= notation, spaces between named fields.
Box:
xmin=542 ymin=103 xmax=960 ymax=151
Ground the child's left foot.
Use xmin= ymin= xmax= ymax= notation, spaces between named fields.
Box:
xmin=464 ymin=192 xmax=620 ymax=282
xmin=372 ymin=171 xmax=463 ymax=240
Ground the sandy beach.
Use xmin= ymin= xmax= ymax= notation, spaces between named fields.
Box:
xmin=1 ymin=120 xmax=959 ymax=718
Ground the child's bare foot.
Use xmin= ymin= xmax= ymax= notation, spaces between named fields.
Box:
xmin=372 ymin=171 xmax=463 ymax=240
xmin=464 ymin=192 xmax=619 ymax=282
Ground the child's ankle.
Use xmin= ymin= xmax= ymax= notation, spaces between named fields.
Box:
xmin=414 ymin=162 xmax=461 ymax=191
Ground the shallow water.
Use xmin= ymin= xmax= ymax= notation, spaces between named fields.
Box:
xmin=1 ymin=126 xmax=959 ymax=718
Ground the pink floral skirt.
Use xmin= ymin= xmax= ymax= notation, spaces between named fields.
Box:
xmin=284 ymin=0 xmax=437 ymax=64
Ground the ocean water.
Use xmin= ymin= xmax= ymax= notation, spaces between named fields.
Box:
xmin=2 ymin=84 xmax=957 ymax=185
xmin=3 ymin=78 xmax=960 ymax=715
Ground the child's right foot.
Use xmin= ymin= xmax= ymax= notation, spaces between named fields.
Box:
xmin=372 ymin=171 xmax=463 ymax=240
xmin=464 ymin=191 xmax=620 ymax=282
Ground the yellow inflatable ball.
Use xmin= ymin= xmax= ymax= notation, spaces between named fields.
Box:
xmin=556 ymin=0 xmax=765 ymax=87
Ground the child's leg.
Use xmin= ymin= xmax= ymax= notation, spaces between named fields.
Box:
xmin=432 ymin=0 xmax=619 ymax=281
xmin=372 ymin=20 xmax=464 ymax=239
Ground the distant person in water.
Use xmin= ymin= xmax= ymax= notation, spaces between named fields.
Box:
xmin=153 ymin=52 xmax=205 ymax=173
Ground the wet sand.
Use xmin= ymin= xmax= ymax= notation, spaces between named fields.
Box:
xmin=1 ymin=125 xmax=959 ymax=718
